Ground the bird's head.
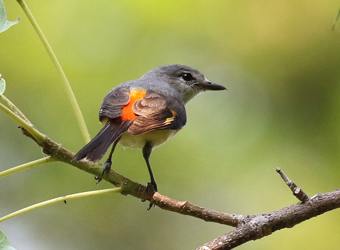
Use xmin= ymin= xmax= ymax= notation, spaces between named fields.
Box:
xmin=142 ymin=64 xmax=226 ymax=103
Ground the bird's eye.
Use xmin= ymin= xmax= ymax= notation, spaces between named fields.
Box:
xmin=181 ymin=73 xmax=193 ymax=81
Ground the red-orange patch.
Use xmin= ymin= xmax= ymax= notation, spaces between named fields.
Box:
xmin=121 ymin=89 xmax=146 ymax=120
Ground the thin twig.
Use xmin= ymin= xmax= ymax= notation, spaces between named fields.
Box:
xmin=0 ymin=94 xmax=32 ymax=124
xmin=0 ymin=157 xmax=56 ymax=179
xmin=0 ymin=103 xmax=46 ymax=144
xmin=276 ymin=168 xmax=309 ymax=202
xmin=0 ymin=187 xmax=122 ymax=223
xmin=333 ymin=6 xmax=340 ymax=31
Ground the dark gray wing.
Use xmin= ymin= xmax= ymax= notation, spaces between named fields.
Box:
xmin=73 ymin=86 xmax=132 ymax=162
xmin=73 ymin=120 xmax=132 ymax=161
xmin=99 ymin=86 xmax=130 ymax=121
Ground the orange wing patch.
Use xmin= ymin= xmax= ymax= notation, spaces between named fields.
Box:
xmin=121 ymin=89 xmax=146 ymax=120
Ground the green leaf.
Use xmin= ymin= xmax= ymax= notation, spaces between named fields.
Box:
xmin=0 ymin=0 xmax=19 ymax=33
xmin=0 ymin=230 xmax=17 ymax=250
xmin=0 ymin=74 xmax=5 ymax=95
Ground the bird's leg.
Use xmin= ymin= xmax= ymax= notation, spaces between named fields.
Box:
xmin=142 ymin=142 xmax=157 ymax=210
xmin=143 ymin=142 xmax=158 ymax=192
xmin=95 ymin=137 xmax=121 ymax=185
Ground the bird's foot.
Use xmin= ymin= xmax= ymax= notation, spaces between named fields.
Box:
xmin=95 ymin=158 xmax=112 ymax=185
xmin=102 ymin=158 xmax=112 ymax=176
xmin=141 ymin=182 xmax=158 ymax=210
xmin=95 ymin=176 xmax=102 ymax=185
xmin=147 ymin=181 xmax=158 ymax=193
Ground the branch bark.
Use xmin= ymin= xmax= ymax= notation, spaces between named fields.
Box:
xmin=25 ymin=127 xmax=241 ymax=226
xmin=19 ymin=126 xmax=340 ymax=250
xmin=197 ymin=190 xmax=340 ymax=250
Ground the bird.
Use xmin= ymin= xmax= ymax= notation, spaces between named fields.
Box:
xmin=73 ymin=64 xmax=226 ymax=193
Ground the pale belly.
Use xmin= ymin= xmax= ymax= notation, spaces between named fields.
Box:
xmin=119 ymin=129 xmax=179 ymax=149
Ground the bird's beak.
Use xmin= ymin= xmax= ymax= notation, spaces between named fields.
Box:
xmin=199 ymin=81 xmax=226 ymax=91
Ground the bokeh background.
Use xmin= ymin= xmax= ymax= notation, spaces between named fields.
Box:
xmin=1 ymin=0 xmax=340 ymax=249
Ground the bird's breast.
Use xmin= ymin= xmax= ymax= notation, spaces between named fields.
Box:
xmin=119 ymin=129 xmax=179 ymax=149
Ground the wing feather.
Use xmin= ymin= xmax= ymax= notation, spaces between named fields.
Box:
xmin=99 ymin=86 xmax=130 ymax=121
xmin=73 ymin=119 xmax=133 ymax=161
xmin=128 ymin=90 xmax=186 ymax=135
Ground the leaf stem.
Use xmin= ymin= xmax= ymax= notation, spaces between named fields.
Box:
xmin=0 ymin=188 xmax=122 ymax=223
xmin=0 ymin=94 xmax=31 ymax=124
xmin=0 ymin=103 xmax=45 ymax=144
xmin=0 ymin=157 xmax=55 ymax=179
xmin=16 ymin=0 xmax=91 ymax=143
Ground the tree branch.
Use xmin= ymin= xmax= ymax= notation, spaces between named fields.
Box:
xmin=151 ymin=193 xmax=243 ymax=227
xmin=17 ymin=126 xmax=340 ymax=250
xmin=197 ymin=183 xmax=340 ymax=249
xmin=20 ymin=126 xmax=242 ymax=226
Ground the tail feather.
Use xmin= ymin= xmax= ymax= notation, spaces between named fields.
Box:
xmin=73 ymin=120 xmax=133 ymax=162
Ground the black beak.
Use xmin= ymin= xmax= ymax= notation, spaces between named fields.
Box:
xmin=199 ymin=81 xmax=226 ymax=91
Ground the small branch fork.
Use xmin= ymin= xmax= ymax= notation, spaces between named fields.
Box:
xmin=197 ymin=170 xmax=340 ymax=250
xmin=12 ymin=127 xmax=340 ymax=250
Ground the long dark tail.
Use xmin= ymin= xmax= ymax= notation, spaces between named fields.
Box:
xmin=73 ymin=119 xmax=133 ymax=162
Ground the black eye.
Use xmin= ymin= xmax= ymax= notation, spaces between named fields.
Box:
xmin=181 ymin=73 xmax=193 ymax=81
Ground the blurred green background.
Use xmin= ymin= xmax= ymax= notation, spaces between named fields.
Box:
xmin=1 ymin=0 xmax=340 ymax=249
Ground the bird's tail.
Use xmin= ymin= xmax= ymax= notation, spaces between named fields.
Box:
xmin=73 ymin=119 xmax=133 ymax=162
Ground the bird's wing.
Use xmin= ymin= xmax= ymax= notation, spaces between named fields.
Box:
xmin=128 ymin=90 xmax=187 ymax=135
xmin=74 ymin=87 xmax=186 ymax=161
xmin=73 ymin=119 xmax=133 ymax=161
xmin=74 ymin=86 xmax=133 ymax=162
xmin=99 ymin=86 xmax=131 ymax=121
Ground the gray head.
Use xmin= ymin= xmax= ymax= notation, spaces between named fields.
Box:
xmin=141 ymin=64 xmax=226 ymax=103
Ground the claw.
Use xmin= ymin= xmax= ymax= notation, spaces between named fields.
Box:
xmin=95 ymin=176 xmax=102 ymax=185
xmin=95 ymin=158 xmax=112 ymax=185
xmin=145 ymin=182 xmax=157 ymax=210
xmin=147 ymin=203 xmax=154 ymax=211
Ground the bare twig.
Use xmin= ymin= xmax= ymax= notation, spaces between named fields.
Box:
xmin=276 ymin=168 xmax=310 ymax=202
xmin=197 ymin=189 xmax=340 ymax=250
